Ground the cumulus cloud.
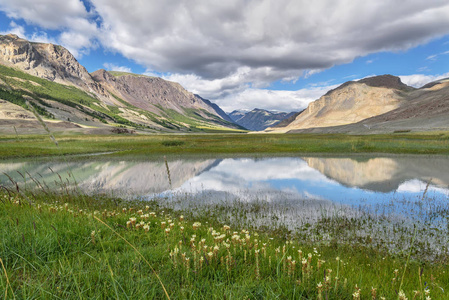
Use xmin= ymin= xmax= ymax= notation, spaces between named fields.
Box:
xmin=162 ymin=68 xmax=338 ymax=111
xmin=0 ymin=0 xmax=99 ymax=57
xmin=91 ymin=0 xmax=449 ymax=80
xmin=214 ymin=85 xmax=338 ymax=112
xmin=0 ymin=21 xmax=26 ymax=37
xmin=399 ymin=72 xmax=449 ymax=88
xmin=103 ymin=63 xmax=132 ymax=73
xmin=2 ymin=0 xmax=449 ymax=109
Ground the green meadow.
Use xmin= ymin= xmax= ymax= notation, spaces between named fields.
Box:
xmin=1 ymin=132 xmax=449 ymax=299
xmin=1 ymin=132 xmax=449 ymax=159
xmin=1 ymin=188 xmax=447 ymax=299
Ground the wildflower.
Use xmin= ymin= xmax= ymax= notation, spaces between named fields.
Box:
xmin=398 ymin=290 xmax=408 ymax=300
xmin=193 ymin=222 xmax=201 ymax=230
xmin=180 ymin=226 xmax=184 ymax=232
xmin=179 ymin=215 xmax=184 ymax=221
xmin=223 ymin=225 xmax=230 ymax=231
xmin=145 ymin=205 xmax=150 ymax=211
xmin=352 ymin=284 xmax=361 ymax=300
xmin=161 ymin=221 xmax=166 ymax=229
xmin=317 ymin=282 xmax=323 ymax=300
xmin=165 ymin=228 xmax=170 ymax=236
xmin=207 ymin=252 xmax=213 ymax=260
xmin=143 ymin=224 xmax=150 ymax=232
xmin=91 ymin=231 xmax=96 ymax=244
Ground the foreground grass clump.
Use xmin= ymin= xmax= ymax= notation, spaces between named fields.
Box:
xmin=1 ymin=190 xmax=447 ymax=299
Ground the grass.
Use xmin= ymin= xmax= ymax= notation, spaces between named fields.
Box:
xmin=1 ymin=183 xmax=447 ymax=299
xmin=1 ymin=123 xmax=449 ymax=298
xmin=1 ymin=132 xmax=449 ymax=159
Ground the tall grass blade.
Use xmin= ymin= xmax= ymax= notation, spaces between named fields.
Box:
xmin=93 ymin=216 xmax=171 ymax=300
xmin=0 ymin=257 xmax=16 ymax=300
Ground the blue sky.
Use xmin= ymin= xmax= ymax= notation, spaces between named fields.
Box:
xmin=1 ymin=0 xmax=449 ymax=112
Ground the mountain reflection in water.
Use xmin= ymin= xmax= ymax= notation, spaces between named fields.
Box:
xmin=1 ymin=155 xmax=448 ymax=204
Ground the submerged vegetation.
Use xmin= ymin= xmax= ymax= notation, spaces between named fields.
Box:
xmin=0 ymin=170 xmax=448 ymax=299
xmin=1 ymin=132 xmax=449 ymax=159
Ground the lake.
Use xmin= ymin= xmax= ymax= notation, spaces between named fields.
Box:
xmin=3 ymin=154 xmax=448 ymax=258
xmin=2 ymin=154 xmax=448 ymax=203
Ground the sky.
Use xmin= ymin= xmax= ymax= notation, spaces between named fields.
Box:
xmin=0 ymin=0 xmax=449 ymax=113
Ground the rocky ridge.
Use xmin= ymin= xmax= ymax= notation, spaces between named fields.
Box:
xmin=267 ymin=75 xmax=412 ymax=133
xmin=229 ymin=108 xmax=297 ymax=131
xmin=283 ymin=77 xmax=449 ymax=134
xmin=0 ymin=34 xmax=240 ymax=133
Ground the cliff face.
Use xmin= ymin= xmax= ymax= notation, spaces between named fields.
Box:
xmin=0 ymin=34 xmax=116 ymax=104
xmin=90 ymin=69 xmax=237 ymax=126
xmin=268 ymin=75 xmax=413 ymax=132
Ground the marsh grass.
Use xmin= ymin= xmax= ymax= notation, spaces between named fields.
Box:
xmin=1 ymin=132 xmax=449 ymax=159
xmin=0 ymin=173 xmax=448 ymax=299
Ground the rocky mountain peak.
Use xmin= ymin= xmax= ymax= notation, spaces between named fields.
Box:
xmin=229 ymin=108 xmax=295 ymax=131
xmin=358 ymin=74 xmax=413 ymax=91
xmin=0 ymin=34 xmax=92 ymax=86
xmin=268 ymin=74 xmax=409 ymax=132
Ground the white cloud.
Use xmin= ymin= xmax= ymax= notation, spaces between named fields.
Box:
xmin=161 ymin=68 xmax=338 ymax=112
xmin=215 ymin=85 xmax=338 ymax=112
xmin=91 ymin=0 xmax=449 ymax=80
xmin=90 ymin=0 xmax=449 ymax=109
xmin=0 ymin=0 xmax=99 ymax=57
xmin=0 ymin=21 xmax=25 ymax=37
xmin=0 ymin=21 xmax=58 ymax=45
xmin=2 ymin=0 xmax=449 ymax=110
xmin=399 ymin=72 xmax=449 ymax=88
xmin=103 ymin=63 xmax=132 ymax=73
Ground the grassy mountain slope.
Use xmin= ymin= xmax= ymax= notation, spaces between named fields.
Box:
xmin=0 ymin=34 xmax=243 ymax=134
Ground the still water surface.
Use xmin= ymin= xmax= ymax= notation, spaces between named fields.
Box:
xmin=2 ymin=155 xmax=448 ymax=205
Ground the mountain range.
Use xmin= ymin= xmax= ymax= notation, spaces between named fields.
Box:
xmin=229 ymin=108 xmax=298 ymax=131
xmin=0 ymin=34 xmax=242 ymax=134
xmin=1 ymin=33 xmax=448 ymax=135
xmin=267 ymin=75 xmax=449 ymax=133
